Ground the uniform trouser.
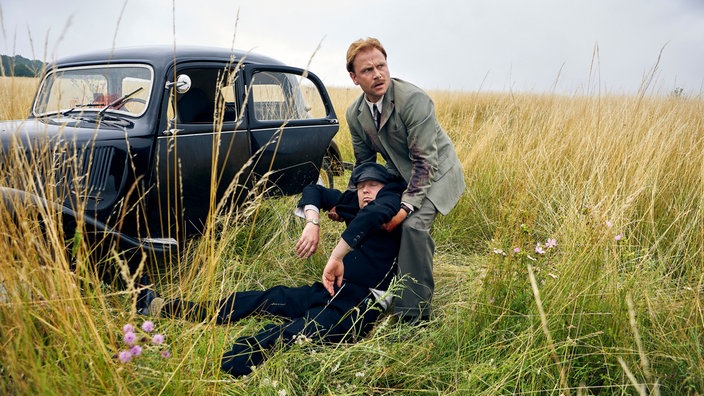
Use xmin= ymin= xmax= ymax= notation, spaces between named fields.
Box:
xmin=161 ymin=282 xmax=382 ymax=376
xmin=394 ymin=198 xmax=438 ymax=320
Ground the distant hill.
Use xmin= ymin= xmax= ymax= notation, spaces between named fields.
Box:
xmin=1 ymin=54 xmax=45 ymax=77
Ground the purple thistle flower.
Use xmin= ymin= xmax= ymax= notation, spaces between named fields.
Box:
xmin=152 ymin=334 xmax=165 ymax=345
xmin=141 ymin=321 xmax=155 ymax=333
xmin=123 ymin=324 xmax=135 ymax=334
xmin=130 ymin=345 xmax=143 ymax=357
xmin=161 ymin=350 xmax=171 ymax=359
xmin=118 ymin=350 xmax=132 ymax=364
xmin=124 ymin=331 xmax=137 ymax=345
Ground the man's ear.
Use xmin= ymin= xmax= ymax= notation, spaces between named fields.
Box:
xmin=349 ymin=72 xmax=359 ymax=86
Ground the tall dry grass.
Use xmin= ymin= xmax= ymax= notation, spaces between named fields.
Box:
xmin=0 ymin=75 xmax=703 ymax=394
xmin=332 ymin=87 xmax=704 ymax=394
xmin=434 ymin=90 xmax=703 ymax=394
xmin=0 ymin=76 xmax=38 ymax=119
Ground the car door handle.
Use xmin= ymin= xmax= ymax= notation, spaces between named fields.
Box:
xmin=163 ymin=128 xmax=182 ymax=135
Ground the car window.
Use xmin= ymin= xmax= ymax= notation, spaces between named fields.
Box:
xmin=250 ymin=71 xmax=325 ymax=121
xmin=168 ymin=67 xmax=238 ymax=124
xmin=33 ymin=64 xmax=153 ymax=117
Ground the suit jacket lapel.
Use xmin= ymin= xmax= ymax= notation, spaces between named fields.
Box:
xmin=356 ymin=99 xmax=376 ymax=131
xmin=378 ymin=80 xmax=395 ymax=134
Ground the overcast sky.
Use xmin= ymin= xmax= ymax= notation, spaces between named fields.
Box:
xmin=2 ymin=0 xmax=702 ymax=96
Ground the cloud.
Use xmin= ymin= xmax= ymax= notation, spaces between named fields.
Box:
xmin=2 ymin=0 xmax=702 ymax=95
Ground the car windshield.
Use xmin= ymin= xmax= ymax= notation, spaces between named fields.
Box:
xmin=33 ymin=64 xmax=154 ymax=118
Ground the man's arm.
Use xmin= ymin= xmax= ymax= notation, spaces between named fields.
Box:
xmin=350 ymin=131 xmax=377 ymax=165
xmin=347 ymin=115 xmax=378 ymax=182
xmin=381 ymin=205 xmax=410 ymax=232
xmin=398 ymin=90 xmax=440 ymax=210
xmin=296 ymin=184 xmax=343 ymax=211
xmin=294 ymin=185 xmax=342 ymax=258
xmin=295 ymin=208 xmax=320 ymax=258
xmin=346 ymin=103 xmax=377 ymax=165
xmin=340 ymin=182 xmax=403 ymax=248
xmin=321 ymin=239 xmax=351 ymax=295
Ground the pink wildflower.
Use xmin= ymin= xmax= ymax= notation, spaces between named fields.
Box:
xmin=118 ymin=350 xmax=132 ymax=364
xmin=513 ymin=247 xmax=521 ymax=254
xmin=141 ymin=321 xmax=155 ymax=333
xmin=130 ymin=345 xmax=143 ymax=357
xmin=123 ymin=324 xmax=135 ymax=334
xmin=152 ymin=334 xmax=165 ymax=345
xmin=605 ymin=220 xmax=613 ymax=228
xmin=615 ymin=234 xmax=623 ymax=241
xmin=535 ymin=243 xmax=545 ymax=255
xmin=124 ymin=331 xmax=136 ymax=345
xmin=545 ymin=238 xmax=557 ymax=249
xmin=161 ymin=350 xmax=171 ymax=359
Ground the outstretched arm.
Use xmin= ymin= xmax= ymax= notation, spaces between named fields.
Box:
xmin=294 ymin=184 xmax=345 ymax=258
xmin=322 ymin=239 xmax=352 ymax=295
xmin=295 ymin=209 xmax=320 ymax=258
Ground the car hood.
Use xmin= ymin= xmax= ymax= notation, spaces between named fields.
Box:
xmin=0 ymin=118 xmax=138 ymax=149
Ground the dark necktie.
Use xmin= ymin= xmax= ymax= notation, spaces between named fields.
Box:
xmin=373 ymin=104 xmax=381 ymax=130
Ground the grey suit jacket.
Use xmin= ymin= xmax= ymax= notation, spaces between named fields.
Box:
xmin=346 ymin=78 xmax=466 ymax=215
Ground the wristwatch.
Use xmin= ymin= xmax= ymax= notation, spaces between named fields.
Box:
xmin=400 ymin=202 xmax=414 ymax=214
xmin=306 ymin=218 xmax=320 ymax=226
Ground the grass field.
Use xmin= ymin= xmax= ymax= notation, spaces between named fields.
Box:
xmin=0 ymin=75 xmax=703 ymax=395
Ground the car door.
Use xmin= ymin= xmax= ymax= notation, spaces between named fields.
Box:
xmin=241 ymin=65 xmax=339 ymax=196
xmin=151 ymin=63 xmax=250 ymax=241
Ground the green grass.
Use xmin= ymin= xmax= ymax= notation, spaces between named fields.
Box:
xmin=1 ymin=78 xmax=703 ymax=394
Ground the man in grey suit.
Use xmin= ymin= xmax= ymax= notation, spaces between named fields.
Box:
xmin=344 ymin=37 xmax=466 ymax=324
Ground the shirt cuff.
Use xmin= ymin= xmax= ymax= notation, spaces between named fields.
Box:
xmin=294 ymin=204 xmax=320 ymax=219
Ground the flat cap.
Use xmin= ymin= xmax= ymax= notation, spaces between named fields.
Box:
xmin=350 ymin=162 xmax=392 ymax=185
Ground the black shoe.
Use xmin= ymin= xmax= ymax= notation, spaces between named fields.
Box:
xmin=135 ymin=275 xmax=157 ymax=316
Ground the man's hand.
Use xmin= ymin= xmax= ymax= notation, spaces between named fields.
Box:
xmin=295 ymin=223 xmax=320 ymax=258
xmin=322 ymin=256 xmax=344 ymax=296
xmin=381 ymin=208 xmax=408 ymax=232
xmin=321 ymin=239 xmax=352 ymax=295
xmin=327 ymin=206 xmax=343 ymax=222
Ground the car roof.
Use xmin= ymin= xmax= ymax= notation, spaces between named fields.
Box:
xmin=51 ymin=45 xmax=286 ymax=70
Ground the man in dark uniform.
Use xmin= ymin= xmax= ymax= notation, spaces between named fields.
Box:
xmin=137 ymin=163 xmax=404 ymax=377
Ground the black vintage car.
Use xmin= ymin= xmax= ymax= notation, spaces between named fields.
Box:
xmin=0 ymin=46 xmax=343 ymax=266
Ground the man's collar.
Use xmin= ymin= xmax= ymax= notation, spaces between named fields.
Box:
xmin=364 ymin=95 xmax=384 ymax=106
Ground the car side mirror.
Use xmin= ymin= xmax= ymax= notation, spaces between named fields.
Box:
xmin=165 ymin=74 xmax=191 ymax=94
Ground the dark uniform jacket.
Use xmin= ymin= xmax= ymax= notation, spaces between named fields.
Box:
xmin=297 ymin=181 xmax=404 ymax=291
